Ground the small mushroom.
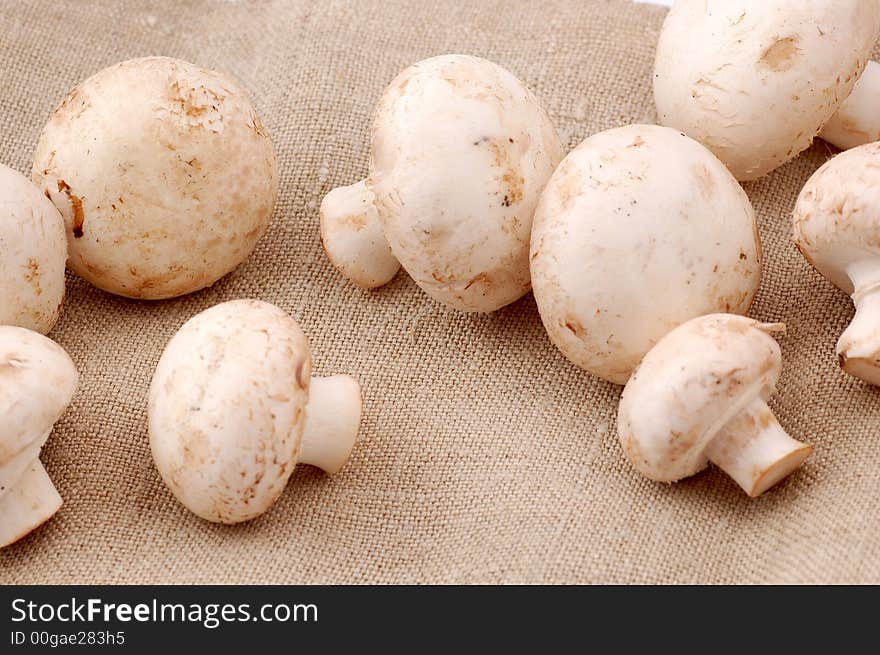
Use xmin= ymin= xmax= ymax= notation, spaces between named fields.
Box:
xmin=0 ymin=164 xmax=67 ymax=334
xmin=148 ymin=299 xmax=362 ymax=524
xmin=820 ymin=61 xmax=880 ymax=151
xmin=32 ymin=57 xmax=278 ymax=299
xmin=321 ymin=54 xmax=563 ymax=312
xmin=320 ymin=180 xmax=400 ymax=289
xmin=0 ymin=326 xmax=78 ymax=547
xmin=653 ymin=0 xmax=880 ymax=180
xmin=792 ymin=141 xmax=880 ymax=384
xmin=530 ymin=124 xmax=762 ymax=384
xmin=618 ymin=314 xmax=812 ymax=497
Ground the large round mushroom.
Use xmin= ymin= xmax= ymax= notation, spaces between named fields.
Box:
xmin=32 ymin=57 xmax=278 ymax=299
xmin=530 ymin=124 xmax=762 ymax=385
xmin=653 ymin=0 xmax=880 ymax=181
xmin=321 ymin=54 xmax=563 ymax=312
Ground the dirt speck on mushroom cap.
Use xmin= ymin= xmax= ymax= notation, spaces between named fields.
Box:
xmin=31 ymin=57 xmax=278 ymax=300
xmin=148 ymin=299 xmax=311 ymax=524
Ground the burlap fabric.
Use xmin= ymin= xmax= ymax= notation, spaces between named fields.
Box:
xmin=1 ymin=0 xmax=879 ymax=585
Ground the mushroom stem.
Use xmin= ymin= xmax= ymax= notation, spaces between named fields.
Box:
xmin=0 ymin=461 xmax=62 ymax=548
xmin=705 ymin=397 xmax=812 ymax=497
xmin=0 ymin=429 xmax=49 ymax=500
xmin=320 ymin=180 xmax=400 ymax=289
xmin=299 ymin=375 xmax=362 ymax=474
xmin=820 ymin=61 xmax=880 ymax=151
xmin=837 ymin=262 xmax=880 ymax=385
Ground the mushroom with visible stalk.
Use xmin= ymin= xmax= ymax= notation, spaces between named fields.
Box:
xmin=792 ymin=141 xmax=880 ymax=384
xmin=0 ymin=326 xmax=78 ymax=547
xmin=320 ymin=54 xmax=563 ymax=311
xmin=653 ymin=0 xmax=880 ymax=181
xmin=618 ymin=314 xmax=812 ymax=497
xmin=320 ymin=180 xmax=400 ymax=288
xmin=820 ymin=61 xmax=880 ymax=150
xmin=32 ymin=57 xmax=278 ymax=300
xmin=0 ymin=164 xmax=67 ymax=334
xmin=530 ymin=124 xmax=762 ymax=385
xmin=148 ymin=299 xmax=362 ymax=524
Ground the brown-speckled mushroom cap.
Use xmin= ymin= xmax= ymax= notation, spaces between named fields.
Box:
xmin=821 ymin=62 xmax=880 ymax=151
xmin=0 ymin=164 xmax=67 ymax=334
xmin=32 ymin=57 xmax=278 ymax=299
xmin=148 ymin=299 xmax=311 ymax=524
xmin=654 ymin=0 xmax=880 ymax=181
xmin=793 ymin=142 xmax=880 ymax=384
xmin=793 ymin=142 xmax=880 ymax=294
xmin=530 ymin=124 xmax=761 ymax=385
xmin=618 ymin=314 xmax=783 ymax=483
xmin=368 ymin=54 xmax=563 ymax=313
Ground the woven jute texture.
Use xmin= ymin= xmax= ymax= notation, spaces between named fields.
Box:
xmin=2 ymin=0 xmax=879 ymax=585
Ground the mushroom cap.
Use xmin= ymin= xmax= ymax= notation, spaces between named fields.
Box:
xmin=618 ymin=314 xmax=783 ymax=483
xmin=32 ymin=57 xmax=278 ymax=299
xmin=820 ymin=61 xmax=880 ymax=150
xmin=530 ymin=124 xmax=761 ymax=385
xmin=654 ymin=0 xmax=880 ymax=181
xmin=148 ymin=299 xmax=311 ymax=524
xmin=369 ymin=54 xmax=563 ymax=312
xmin=793 ymin=142 xmax=880 ymax=293
xmin=0 ymin=326 xmax=78 ymax=464
xmin=0 ymin=164 xmax=67 ymax=334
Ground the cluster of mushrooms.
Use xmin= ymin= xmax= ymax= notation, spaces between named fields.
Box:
xmin=2 ymin=1 xmax=880 ymax=548
xmin=322 ymin=1 xmax=880 ymax=497
xmin=1 ymin=57 xmax=362 ymax=545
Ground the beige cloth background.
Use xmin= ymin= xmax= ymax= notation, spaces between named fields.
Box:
xmin=1 ymin=0 xmax=879 ymax=584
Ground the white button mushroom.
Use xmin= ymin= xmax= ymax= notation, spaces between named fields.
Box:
xmin=0 ymin=164 xmax=67 ymax=334
xmin=0 ymin=326 xmax=78 ymax=547
xmin=320 ymin=180 xmax=400 ymax=289
xmin=148 ymin=299 xmax=362 ymax=524
xmin=792 ymin=142 xmax=880 ymax=384
xmin=530 ymin=124 xmax=762 ymax=385
xmin=32 ymin=57 xmax=278 ymax=299
xmin=653 ymin=0 xmax=880 ymax=181
xmin=618 ymin=314 xmax=812 ymax=497
xmin=820 ymin=61 xmax=880 ymax=151
xmin=320 ymin=54 xmax=564 ymax=312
